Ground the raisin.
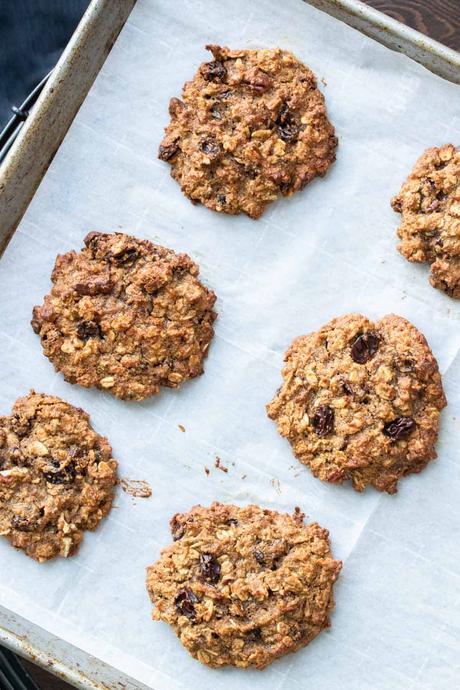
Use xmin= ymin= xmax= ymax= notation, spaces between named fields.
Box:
xmin=77 ymin=321 xmax=101 ymax=341
xmin=247 ymin=627 xmax=262 ymax=641
xmin=175 ymin=588 xmax=199 ymax=621
xmin=199 ymin=553 xmax=221 ymax=583
xmin=275 ymin=104 xmax=299 ymax=143
xmin=201 ymin=140 xmax=220 ymax=156
xmin=351 ymin=331 xmax=379 ymax=364
xmin=244 ymin=72 xmax=272 ymax=94
xmin=343 ymin=382 xmax=353 ymax=395
xmin=210 ymin=105 xmax=222 ymax=120
xmin=421 ymin=176 xmax=436 ymax=191
xmin=43 ymin=460 xmax=76 ymax=484
xmin=11 ymin=515 xmax=36 ymax=532
xmin=226 ymin=518 xmax=238 ymax=526
xmin=172 ymin=526 xmax=185 ymax=541
xmin=435 ymin=160 xmax=449 ymax=170
xmin=112 ymin=247 xmax=139 ymax=265
xmin=84 ymin=231 xmax=102 ymax=249
xmin=253 ymin=548 xmax=265 ymax=565
xmin=383 ymin=417 xmax=416 ymax=441
xmin=158 ymin=142 xmax=179 ymax=161
xmin=267 ymin=167 xmax=291 ymax=188
xmin=201 ymin=60 xmax=227 ymax=82
xmin=312 ymin=405 xmax=334 ymax=436
xmin=399 ymin=359 xmax=414 ymax=373
xmin=427 ymin=199 xmax=440 ymax=212
xmin=169 ymin=97 xmax=185 ymax=117
xmin=392 ymin=199 xmax=403 ymax=212
xmin=74 ymin=274 xmax=113 ymax=296
xmin=216 ymin=193 xmax=226 ymax=205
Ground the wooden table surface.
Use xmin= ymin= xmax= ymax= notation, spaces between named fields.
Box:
xmin=365 ymin=0 xmax=460 ymax=50
xmin=10 ymin=1 xmax=460 ymax=689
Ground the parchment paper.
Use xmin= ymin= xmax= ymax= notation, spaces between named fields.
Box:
xmin=1 ymin=1 xmax=460 ymax=688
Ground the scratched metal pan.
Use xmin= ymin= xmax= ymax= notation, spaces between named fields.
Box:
xmin=0 ymin=1 xmax=459 ymax=688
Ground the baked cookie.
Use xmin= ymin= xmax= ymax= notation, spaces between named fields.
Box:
xmin=158 ymin=45 xmax=337 ymax=219
xmin=32 ymin=232 xmax=217 ymax=401
xmin=267 ymin=314 xmax=446 ymax=494
xmin=146 ymin=502 xmax=341 ymax=669
xmin=392 ymin=144 xmax=460 ymax=297
xmin=0 ymin=392 xmax=117 ymax=562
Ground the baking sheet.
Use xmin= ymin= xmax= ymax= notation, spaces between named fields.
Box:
xmin=1 ymin=0 xmax=460 ymax=688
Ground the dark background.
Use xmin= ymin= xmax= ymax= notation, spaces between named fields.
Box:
xmin=0 ymin=0 xmax=89 ymax=128
xmin=0 ymin=1 xmax=458 ymax=688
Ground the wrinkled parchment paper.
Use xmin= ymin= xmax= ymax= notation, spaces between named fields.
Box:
xmin=1 ymin=1 xmax=460 ymax=688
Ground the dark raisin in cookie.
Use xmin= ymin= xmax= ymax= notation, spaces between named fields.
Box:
xmin=0 ymin=391 xmax=117 ymax=561
xmin=158 ymin=45 xmax=337 ymax=219
xmin=32 ymin=232 xmax=217 ymax=401
xmin=392 ymin=144 xmax=460 ymax=297
xmin=146 ymin=502 xmax=341 ymax=669
xmin=267 ymin=314 xmax=446 ymax=494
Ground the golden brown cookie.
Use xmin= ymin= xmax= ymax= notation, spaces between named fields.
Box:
xmin=267 ymin=314 xmax=446 ymax=494
xmin=158 ymin=45 xmax=337 ymax=219
xmin=0 ymin=392 xmax=117 ymax=562
xmin=146 ymin=502 xmax=341 ymax=669
xmin=32 ymin=232 xmax=217 ymax=401
xmin=392 ymin=144 xmax=460 ymax=297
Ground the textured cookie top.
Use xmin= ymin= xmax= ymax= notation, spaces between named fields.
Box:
xmin=32 ymin=232 xmax=217 ymax=401
xmin=146 ymin=502 xmax=341 ymax=669
xmin=267 ymin=314 xmax=446 ymax=494
xmin=392 ymin=144 xmax=460 ymax=298
xmin=0 ymin=392 xmax=117 ymax=562
xmin=158 ymin=45 xmax=337 ymax=219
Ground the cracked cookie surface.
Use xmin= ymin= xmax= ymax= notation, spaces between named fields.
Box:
xmin=0 ymin=392 xmax=117 ymax=561
xmin=158 ymin=45 xmax=337 ymax=219
xmin=392 ymin=144 xmax=460 ymax=297
xmin=267 ymin=314 xmax=446 ymax=494
xmin=146 ymin=502 xmax=341 ymax=669
xmin=32 ymin=232 xmax=217 ymax=401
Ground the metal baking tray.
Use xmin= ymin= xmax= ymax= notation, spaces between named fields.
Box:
xmin=0 ymin=1 xmax=459 ymax=688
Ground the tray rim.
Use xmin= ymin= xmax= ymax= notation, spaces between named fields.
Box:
xmin=308 ymin=0 xmax=460 ymax=83
xmin=0 ymin=0 xmax=136 ymax=257
xmin=0 ymin=0 xmax=459 ymax=688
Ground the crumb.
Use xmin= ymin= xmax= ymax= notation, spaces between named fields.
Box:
xmin=120 ymin=479 xmax=152 ymax=498
xmin=205 ymin=467 xmax=210 ymax=476
xmin=215 ymin=456 xmax=228 ymax=473
xmin=321 ymin=77 xmax=327 ymax=86
xmin=270 ymin=478 xmax=281 ymax=494
xmin=241 ymin=474 xmax=247 ymax=480
xmin=178 ymin=424 xmax=186 ymax=433
xmin=293 ymin=506 xmax=305 ymax=522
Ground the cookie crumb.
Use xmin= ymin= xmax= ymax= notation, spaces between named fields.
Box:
xmin=178 ymin=424 xmax=186 ymax=433
xmin=215 ymin=456 xmax=228 ymax=473
xmin=204 ymin=467 xmax=210 ymax=476
xmin=120 ymin=479 xmax=152 ymax=498
xmin=271 ymin=478 xmax=281 ymax=494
